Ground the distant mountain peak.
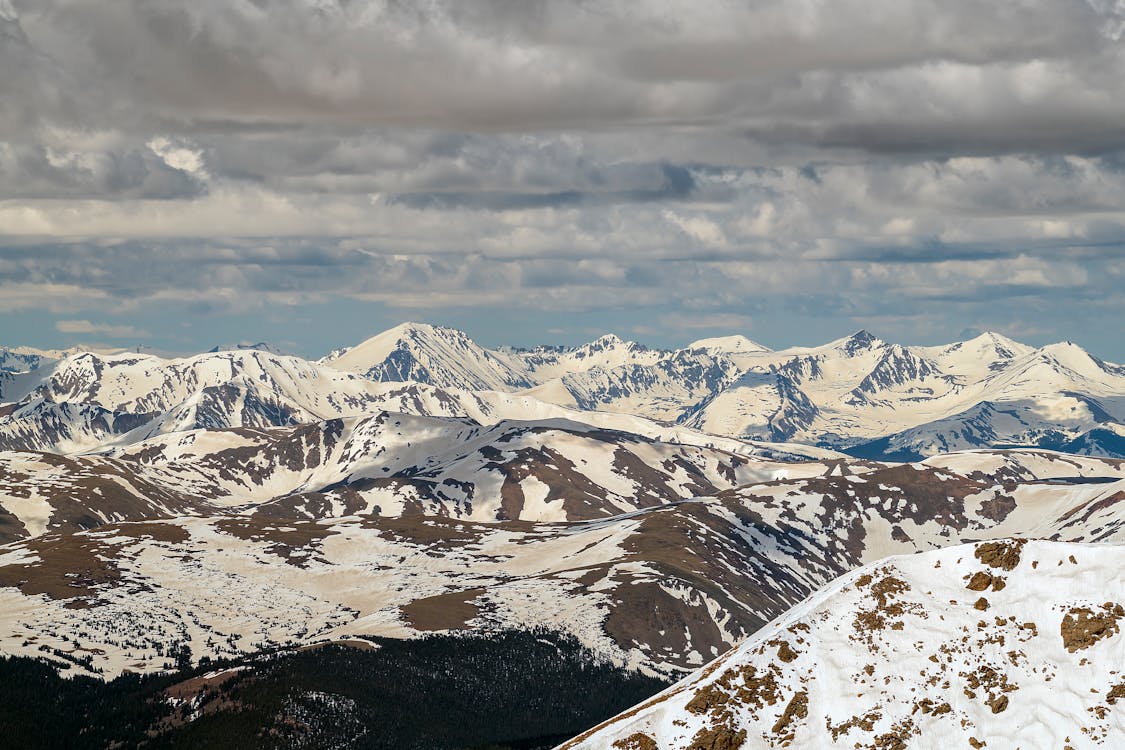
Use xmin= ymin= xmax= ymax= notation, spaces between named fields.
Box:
xmin=323 ymin=322 xmax=532 ymax=391
xmin=830 ymin=329 xmax=884 ymax=355
xmin=685 ymin=334 xmax=770 ymax=354
xmin=207 ymin=342 xmax=284 ymax=355
xmin=964 ymin=330 xmax=1030 ymax=353
xmin=577 ymin=333 xmax=648 ymax=355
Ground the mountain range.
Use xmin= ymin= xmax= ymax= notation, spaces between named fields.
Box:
xmin=1 ymin=322 xmax=1123 ymax=747
xmin=3 ymin=322 xmax=1124 ymax=460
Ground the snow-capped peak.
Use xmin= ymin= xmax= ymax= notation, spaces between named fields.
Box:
xmin=1036 ymin=341 xmax=1109 ymax=374
xmin=685 ymin=335 xmax=770 ymax=355
xmin=207 ymin=341 xmax=285 ymax=356
xmin=838 ymin=329 xmax=884 ymax=353
xmin=321 ymin=322 xmax=532 ymax=391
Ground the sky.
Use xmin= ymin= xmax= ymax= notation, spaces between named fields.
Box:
xmin=2 ymin=0 xmax=1125 ymax=359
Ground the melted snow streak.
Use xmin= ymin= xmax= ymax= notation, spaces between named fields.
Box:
xmin=563 ymin=539 xmax=1125 ymax=750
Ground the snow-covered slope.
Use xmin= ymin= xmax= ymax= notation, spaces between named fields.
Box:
xmin=501 ymin=334 xmax=665 ymax=382
xmin=529 ymin=348 xmax=746 ymax=422
xmin=0 ymin=346 xmax=62 ymax=374
xmin=679 ymin=331 xmax=1125 ymax=457
xmin=0 ymin=450 xmax=208 ymax=540
xmin=0 ymin=349 xmax=404 ymax=453
xmin=0 ymin=409 xmax=842 ymax=543
xmin=562 ymin=538 xmax=1125 ymax=750
xmin=2 ymin=450 xmax=1124 ymax=679
xmin=10 ymin=326 xmax=1123 ymax=458
xmin=113 ymin=415 xmax=806 ymax=523
xmin=321 ymin=322 xmax=533 ymax=390
xmin=313 ymin=324 xmax=1125 ymax=458
xmin=206 ymin=341 xmax=287 ymax=355
xmin=3 ymin=346 xmax=818 ymax=457
xmin=322 ymin=324 xmax=770 ymax=424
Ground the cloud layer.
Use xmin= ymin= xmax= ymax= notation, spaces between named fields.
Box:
xmin=1 ymin=0 xmax=1123 ymax=356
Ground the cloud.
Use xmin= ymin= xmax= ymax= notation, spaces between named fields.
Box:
xmin=656 ymin=312 xmax=755 ymax=332
xmin=0 ymin=139 xmax=208 ymax=200
xmin=3 ymin=1 xmax=1124 ymax=147
xmin=662 ymin=210 xmax=728 ymax=248
xmin=1 ymin=1 xmax=1124 ymax=357
xmin=55 ymin=319 xmax=150 ymax=338
xmin=147 ymin=136 xmax=208 ymax=179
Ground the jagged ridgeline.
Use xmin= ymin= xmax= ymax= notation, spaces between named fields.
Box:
xmin=3 ymin=323 xmax=1124 ymax=460
xmin=0 ymin=630 xmax=668 ymax=750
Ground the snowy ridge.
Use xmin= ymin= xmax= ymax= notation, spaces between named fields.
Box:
xmin=6 ymin=325 xmax=1124 ymax=458
xmin=311 ymin=324 xmax=1125 ymax=458
xmin=562 ymin=538 xmax=1125 ymax=750
xmin=1 ymin=346 xmax=825 ymax=459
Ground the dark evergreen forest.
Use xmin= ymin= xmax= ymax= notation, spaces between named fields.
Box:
xmin=0 ymin=630 xmax=668 ymax=750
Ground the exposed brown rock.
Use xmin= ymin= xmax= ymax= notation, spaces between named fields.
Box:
xmin=686 ymin=684 xmax=730 ymax=716
xmin=687 ymin=724 xmax=746 ymax=750
xmin=0 ymin=532 xmax=122 ymax=601
xmin=965 ymin=571 xmax=1004 ymax=592
xmin=771 ymin=690 xmax=808 ymax=737
xmin=852 ymin=571 xmax=914 ymax=640
xmin=974 ymin=539 xmax=1025 ymax=571
xmin=399 ymin=588 xmax=485 ymax=631
xmin=613 ymin=733 xmax=658 ymax=750
xmin=214 ymin=517 xmax=328 ymax=567
xmin=976 ymin=491 xmax=1018 ymax=523
xmin=828 ymin=710 xmax=880 ymax=741
xmin=1060 ymin=603 xmax=1124 ymax=652
xmin=965 ymin=571 xmax=993 ymax=591
xmin=871 ymin=718 xmax=914 ymax=750
xmin=774 ymin=640 xmax=798 ymax=663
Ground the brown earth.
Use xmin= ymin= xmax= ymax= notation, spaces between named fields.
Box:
xmin=400 ymin=588 xmax=485 ymax=631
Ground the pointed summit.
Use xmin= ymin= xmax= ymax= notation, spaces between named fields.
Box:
xmin=960 ymin=331 xmax=1032 ymax=359
xmin=323 ymin=322 xmax=532 ymax=391
xmin=571 ymin=333 xmax=651 ymax=359
xmin=831 ymin=329 xmax=885 ymax=356
xmin=586 ymin=333 xmax=625 ymax=348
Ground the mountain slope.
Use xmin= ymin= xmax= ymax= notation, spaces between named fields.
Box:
xmin=322 ymin=322 xmax=533 ymax=390
xmin=502 ymin=334 xmax=666 ymax=382
xmin=2 ymin=451 xmax=1123 ymax=679
xmin=680 ymin=331 xmax=1125 ymax=456
xmin=3 ymin=346 xmax=816 ymax=457
xmin=0 ymin=410 xmax=837 ymax=543
xmin=315 ymin=323 xmax=1125 ymax=458
xmin=10 ymin=326 xmax=1124 ymax=459
xmin=563 ymin=538 xmax=1125 ymax=750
